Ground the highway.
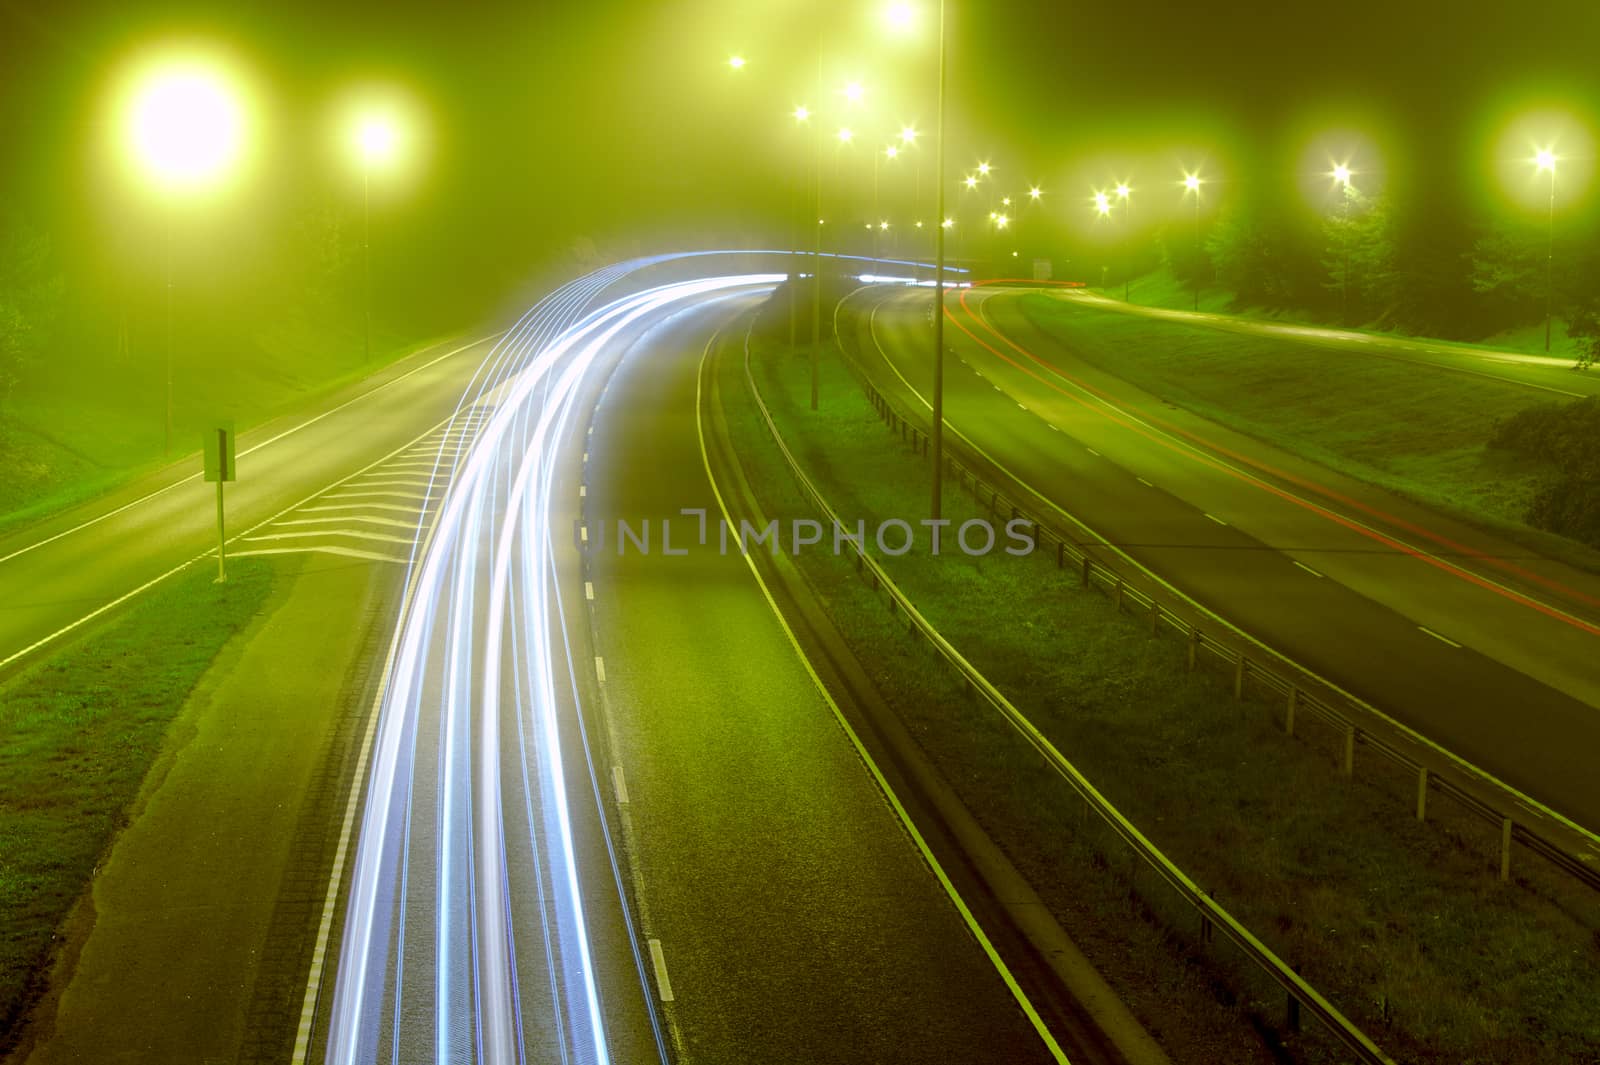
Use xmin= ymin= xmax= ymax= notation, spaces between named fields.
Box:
xmin=0 ymin=331 xmax=505 ymax=674
xmin=846 ymin=283 xmax=1600 ymax=837
xmin=316 ymin=260 xmax=1068 ymax=1064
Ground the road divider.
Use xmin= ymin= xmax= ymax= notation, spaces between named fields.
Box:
xmin=741 ymin=322 xmax=1397 ymax=1065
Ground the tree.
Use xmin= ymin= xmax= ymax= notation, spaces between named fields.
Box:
xmin=1469 ymin=221 xmax=1546 ymax=320
xmin=0 ymin=217 xmax=63 ymax=420
xmin=1321 ymin=190 xmax=1401 ymax=321
xmin=1205 ymin=202 xmax=1301 ymax=305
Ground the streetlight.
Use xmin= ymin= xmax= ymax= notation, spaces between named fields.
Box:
xmin=886 ymin=0 xmax=952 ymax=521
xmin=789 ymin=104 xmax=811 ymax=347
xmin=123 ymin=52 xmax=248 ymax=455
xmin=1182 ymin=171 xmax=1203 ymax=311
xmin=353 ymin=112 xmax=400 ymax=361
xmin=1328 ymin=162 xmax=1355 ymax=325
xmin=1115 ymin=181 xmax=1133 ymax=301
xmin=728 ymin=55 xmax=747 ymax=71
xmin=1028 ymin=185 xmax=1042 ymax=201
xmin=1535 ymin=148 xmax=1557 ymax=352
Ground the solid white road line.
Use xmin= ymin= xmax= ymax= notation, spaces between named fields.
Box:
xmin=304 ymin=502 xmax=426 ymax=516
xmin=0 ymin=333 xmax=499 ymax=569
xmin=1204 ymin=513 xmax=1227 ymax=526
xmin=1419 ymin=626 xmax=1463 ymax=649
xmin=277 ymin=515 xmax=420 ymax=531
xmin=648 ymin=939 xmax=675 ymax=1002
xmin=1293 ymin=560 xmax=1324 ymax=578
xmin=242 ymin=529 xmax=417 ymax=547
xmin=231 ymin=545 xmax=406 ymax=565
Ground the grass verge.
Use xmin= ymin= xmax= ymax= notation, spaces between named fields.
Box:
xmin=1011 ymin=292 xmax=1600 ymax=565
xmin=0 ymin=558 xmax=277 ymax=1047
xmin=1094 ymin=265 xmax=1583 ymax=359
xmin=722 ymin=325 xmax=1600 ymax=1065
xmin=0 ymin=324 xmax=450 ymax=539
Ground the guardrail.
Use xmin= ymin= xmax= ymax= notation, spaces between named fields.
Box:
xmin=844 ymin=317 xmax=1600 ymax=900
xmin=736 ymin=334 xmax=1398 ymax=1065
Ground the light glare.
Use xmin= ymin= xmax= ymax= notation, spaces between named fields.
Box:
xmin=126 ymin=56 xmax=246 ymax=193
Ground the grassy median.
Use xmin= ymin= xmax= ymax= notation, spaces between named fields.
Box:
xmin=720 ymin=317 xmax=1600 ymax=1065
xmin=0 ymin=558 xmax=276 ymax=1047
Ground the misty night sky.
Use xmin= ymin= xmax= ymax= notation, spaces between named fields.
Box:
xmin=2 ymin=0 xmax=1598 ymax=319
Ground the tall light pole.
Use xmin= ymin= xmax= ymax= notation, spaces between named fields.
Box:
xmin=1115 ymin=181 xmax=1132 ymax=301
xmin=1093 ymin=190 xmax=1112 ymax=290
xmin=123 ymin=53 xmax=247 ymax=455
xmin=1330 ymin=163 xmax=1354 ymax=325
xmin=887 ymin=2 xmax=950 ymax=519
xmin=1536 ymin=148 xmax=1557 ymax=353
xmin=1183 ymin=172 xmax=1203 ymax=311
xmin=354 ymin=116 xmax=398 ymax=362
xmin=789 ymin=105 xmax=811 ymax=348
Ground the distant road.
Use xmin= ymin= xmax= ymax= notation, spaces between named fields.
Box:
xmin=851 ymin=283 xmax=1600 ymax=839
xmin=0 ymin=333 xmax=500 ymax=673
xmin=1060 ymin=289 xmax=1600 ymax=399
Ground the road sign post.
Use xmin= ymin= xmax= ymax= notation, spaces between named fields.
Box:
xmin=203 ymin=424 xmax=236 ymax=583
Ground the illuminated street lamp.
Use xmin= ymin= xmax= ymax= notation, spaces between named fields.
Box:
xmin=885 ymin=0 xmax=953 ymax=520
xmin=123 ymin=52 xmax=248 ymax=454
xmin=843 ymin=81 xmax=865 ymax=105
xmin=1028 ymin=185 xmax=1042 ymax=201
xmin=1535 ymin=148 xmax=1557 ymax=352
xmin=964 ymin=174 xmax=978 ymax=190
xmin=1115 ymin=181 xmax=1133 ymax=301
xmin=837 ymin=126 xmax=854 ymax=144
xmin=1328 ymin=162 xmax=1355 ymax=324
xmin=977 ymin=161 xmax=991 ymax=177
xmin=1182 ymin=171 xmax=1204 ymax=311
xmin=353 ymin=111 xmax=401 ymax=361
xmin=1093 ymin=190 xmax=1112 ymax=217
xmin=728 ymin=55 xmax=747 ymax=71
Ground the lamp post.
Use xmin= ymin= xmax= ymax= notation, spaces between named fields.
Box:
xmin=354 ymin=115 xmax=398 ymax=362
xmin=1330 ymin=163 xmax=1353 ymax=325
xmin=1536 ymin=148 xmax=1557 ymax=353
xmin=124 ymin=54 xmax=246 ymax=455
xmin=887 ymin=2 xmax=950 ymax=520
xmin=1182 ymin=172 xmax=1203 ymax=311
xmin=1115 ymin=181 xmax=1133 ymax=301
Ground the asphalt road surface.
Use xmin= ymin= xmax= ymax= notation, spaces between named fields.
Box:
xmin=317 ymin=266 xmax=1064 ymax=1064
xmin=848 ymin=283 xmax=1600 ymax=839
xmin=576 ymin=300 xmax=1060 ymax=1064
xmin=0 ymin=332 xmax=503 ymax=674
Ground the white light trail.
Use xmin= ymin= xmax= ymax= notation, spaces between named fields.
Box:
xmin=322 ymin=261 xmax=782 ymax=1064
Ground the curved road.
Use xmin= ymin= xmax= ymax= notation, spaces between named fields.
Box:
xmin=316 ymin=264 xmax=1068 ymax=1064
xmin=847 ymin=283 xmax=1600 ymax=838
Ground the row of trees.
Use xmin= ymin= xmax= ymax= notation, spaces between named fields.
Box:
xmin=0 ymin=217 xmax=63 ymax=425
xmin=1158 ymin=192 xmax=1599 ymax=356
